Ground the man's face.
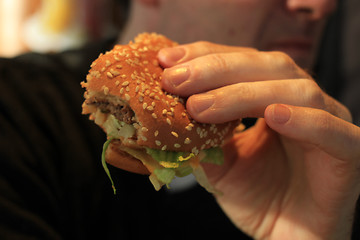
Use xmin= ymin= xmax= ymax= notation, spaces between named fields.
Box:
xmin=156 ymin=0 xmax=337 ymax=68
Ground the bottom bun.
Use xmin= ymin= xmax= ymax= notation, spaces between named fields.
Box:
xmin=105 ymin=142 xmax=150 ymax=175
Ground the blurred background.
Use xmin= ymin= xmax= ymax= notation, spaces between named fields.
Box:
xmin=0 ymin=0 xmax=128 ymax=57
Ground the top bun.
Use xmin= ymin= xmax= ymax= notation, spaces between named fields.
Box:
xmin=82 ymin=33 xmax=239 ymax=153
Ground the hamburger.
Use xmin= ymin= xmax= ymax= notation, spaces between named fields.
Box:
xmin=81 ymin=33 xmax=239 ymax=193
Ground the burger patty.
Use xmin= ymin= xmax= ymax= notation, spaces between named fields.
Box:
xmin=86 ymin=97 xmax=135 ymax=125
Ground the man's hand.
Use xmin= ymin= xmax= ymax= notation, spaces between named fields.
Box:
xmin=158 ymin=42 xmax=360 ymax=239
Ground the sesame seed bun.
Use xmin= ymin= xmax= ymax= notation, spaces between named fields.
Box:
xmin=82 ymin=33 xmax=239 ymax=175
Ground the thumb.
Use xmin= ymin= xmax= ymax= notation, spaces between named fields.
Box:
xmin=264 ymin=104 xmax=360 ymax=162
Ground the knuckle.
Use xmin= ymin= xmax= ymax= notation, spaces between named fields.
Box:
xmin=300 ymin=79 xmax=326 ymax=109
xmin=193 ymin=41 xmax=223 ymax=55
xmin=268 ymin=51 xmax=308 ymax=78
xmin=193 ymin=41 xmax=215 ymax=51
xmin=207 ymin=53 xmax=230 ymax=73
xmin=269 ymin=51 xmax=294 ymax=66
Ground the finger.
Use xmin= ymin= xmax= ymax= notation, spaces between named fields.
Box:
xmin=264 ymin=104 xmax=360 ymax=161
xmin=186 ymin=79 xmax=331 ymax=123
xmin=158 ymin=41 xmax=255 ymax=68
xmin=161 ymin=51 xmax=310 ymax=96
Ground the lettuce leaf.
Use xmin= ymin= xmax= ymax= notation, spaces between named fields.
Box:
xmin=145 ymin=147 xmax=224 ymax=166
xmin=103 ymin=114 xmax=135 ymax=139
xmin=101 ymin=136 xmax=224 ymax=194
xmin=201 ymin=147 xmax=224 ymax=165
xmin=102 ymin=138 xmax=116 ymax=194
xmin=154 ymin=168 xmax=176 ymax=185
xmin=192 ymin=164 xmax=222 ymax=195
xmin=145 ymin=148 xmax=194 ymax=165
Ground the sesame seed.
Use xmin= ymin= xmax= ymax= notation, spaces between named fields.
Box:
xmin=155 ymin=140 xmax=161 ymax=146
xmin=141 ymin=127 xmax=148 ymax=132
xmin=125 ymin=94 xmax=130 ymax=101
xmin=115 ymin=81 xmax=120 ymax=86
xmin=184 ymin=138 xmax=191 ymax=144
xmin=143 ymin=103 xmax=147 ymax=110
xmin=121 ymin=74 xmax=127 ymax=79
xmin=171 ymin=132 xmax=179 ymax=138
xmin=110 ymin=69 xmax=120 ymax=76
xmin=141 ymin=136 xmax=147 ymax=141
xmin=166 ymin=118 xmax=172 ymax=125
xmin=103 ymin=87 xmax=109 ymax=95
xmin=122 ymin=81 xmax=129 ymax=86
xmin=161 ymin=145 xmax=167 ymax=151
xmin=105 ymin=60 xmax=111 ymax=67
xmin=174 ymin=143 xmax=181 ymax=148
xmin=162 ymin=109 xmax=167 ymax=115
xmin=191 ymin=147 xmax=199 ymax=155
xmin=107 ymin=72 xmax=113 ymax=78
xmin=120 ymin=88 xmax=124 ymax=94
xmin=154 ymin=130 xmax=159 ymax=137
xmin=185 ymin=125 xmax=192 ymax=131
xmin=93 ymin=71 xmax=101 ymax=78
xmin=152 ymin=113 xmax=157 ymax=119
xmin=147 ymin=106 xmax=154 ymax=111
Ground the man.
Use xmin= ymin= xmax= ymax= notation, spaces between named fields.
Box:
xmin=121 ymin=0 xmax=360 ymax=239
xmin=0 ymin=0 xmax=359 ymax=239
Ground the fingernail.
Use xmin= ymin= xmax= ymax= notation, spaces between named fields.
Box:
xmin=163 ymin=66 xmax=190 ymax=87
xmin=272 ymin=104 xmax=291 ymax=124
xmin=190 ymin=94 xmax=215 ymax=114
xmin=159 ymin=47 xmax=185 ymax=65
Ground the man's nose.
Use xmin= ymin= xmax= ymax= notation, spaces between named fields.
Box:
xmin=286 ymin=0 xmax=337 ymax=20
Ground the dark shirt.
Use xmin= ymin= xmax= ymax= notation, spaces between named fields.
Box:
xmin=0 ymin=40 xmax=249 ymax=239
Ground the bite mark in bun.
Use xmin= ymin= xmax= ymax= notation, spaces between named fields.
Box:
xmin=81 ymin=33 xmax=240 ymax=193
